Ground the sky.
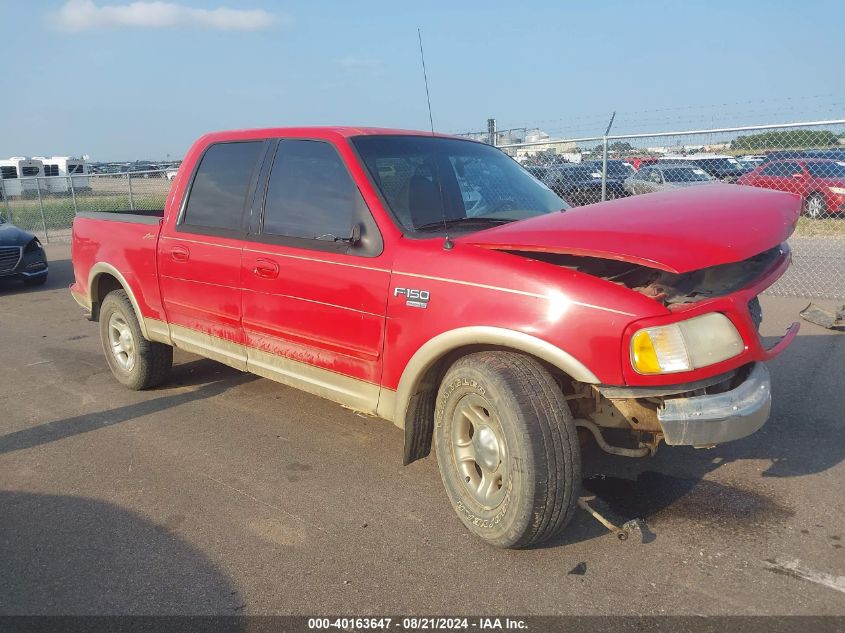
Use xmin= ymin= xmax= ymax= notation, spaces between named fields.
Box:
xmin=0 ymin=0 xmax=843 ymax=161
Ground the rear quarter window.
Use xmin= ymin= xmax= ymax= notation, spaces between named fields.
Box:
xmin=182 ymin=141 xmax=264 ymax=231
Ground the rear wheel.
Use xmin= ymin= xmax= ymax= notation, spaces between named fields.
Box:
xmin=99 ymin=290 xmax=172 ymax=390
xmin=803 ymin=193 xmax=827 ymax=219
xmin=433 ymin=351 xmax=581 ymax=548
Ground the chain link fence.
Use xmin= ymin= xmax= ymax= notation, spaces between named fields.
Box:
xmin=0 ymin=170 xmax=172 ymax=243
xmin=461 ymin=119 xmax=845 ymax=299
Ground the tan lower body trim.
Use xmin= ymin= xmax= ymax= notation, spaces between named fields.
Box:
xmin=71 ymin=289 xmax=92 ymax=311
xmin=168 ymin=323 xmax=248 ymax=371
xmin=376 ymin=388 xmax=397 ymax=425
xmin=162 ymin=321 xmax=381 ymax=415
xmin=249 ymin=347 xmax=380 ymax=414
xmin=145 ymin=318 xmax=173 ymax=345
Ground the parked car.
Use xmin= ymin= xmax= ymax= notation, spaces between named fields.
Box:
xmin=70 ymin=127 xmax=799 ymax=549
xmin=0 ymin=216 xmax=48 ymax=286
xmin=624 ymin=163 xmax=718 ymax=195
xmin=582 ymin=159 xmax=636 ymax=180
xmin=737 ymin=158 xmax=845 ymax=218
xmin=760 ymin=149 xmax=845 ymax=165
xmin=624 ymin=156 xmax=660 ymax=171
xmin=527 ymin=163 xmax=627 ymax=206
xmin=736 ymin=155 xmax=766 ymax=171
xmin=659 ymin=155 xmax=749 ymax=182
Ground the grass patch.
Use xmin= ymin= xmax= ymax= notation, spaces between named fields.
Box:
xmin=794 ymin=217 xmax=845 ymax=237
xmin=1 ymin=193 xmax=167 ymax=232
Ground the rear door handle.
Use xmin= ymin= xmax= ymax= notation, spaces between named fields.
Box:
xmin=252 ymin=258 xmax=279 ymax=279
xmin=170 ymin=245 xmax=190 ymax=263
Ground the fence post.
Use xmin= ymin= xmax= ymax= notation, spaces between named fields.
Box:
xmin=601 ymin=136 xmax=609 ymax=202
xmin=69 ymin=175 xmax=78 ymax=216
xmin=36 ymin=177 xmax=49 ymax=243
xmin=1 ymin=179 xmax=11 ymax=224
xmin=127 ymin=172 xmax=135 ymax=211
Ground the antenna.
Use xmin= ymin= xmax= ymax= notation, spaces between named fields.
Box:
xmin=416 ymin=28 xmax=452 ymax=250
xmin=417 ymin=28 xmax=435 ymax=135
xmin=604 ymin=111 xmax=617 ymax=136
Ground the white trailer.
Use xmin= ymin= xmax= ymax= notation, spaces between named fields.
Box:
xmin=34 ymin=156 xmax=90 ymax=192
xmin=0 ymin=157 xmax=44 ymax=198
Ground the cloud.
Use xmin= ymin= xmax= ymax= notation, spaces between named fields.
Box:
xmin=51 ymin=0 xmax=285 ymax=32
xmin=337 ymin=57 xmax=382 ymax=70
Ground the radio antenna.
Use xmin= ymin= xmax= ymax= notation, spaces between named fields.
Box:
xmin=417 ymin=28 xmax=435 ymax=135
xmin=415 ymin=28 xmax=452 ymax=250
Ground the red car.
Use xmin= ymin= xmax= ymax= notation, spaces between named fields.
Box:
xmin=624 ymin=155 xmax=660 ymax=171
xmin=70 ymin=127 xmax=800 ymax=548
xmin=737 ymin=158 xmax=845 ymax=218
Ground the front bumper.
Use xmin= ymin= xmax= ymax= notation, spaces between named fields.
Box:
xmin=657 ymin=362 xmax=771 ymax=446
xmin=0 ymin=248 xmax=48 ymax=280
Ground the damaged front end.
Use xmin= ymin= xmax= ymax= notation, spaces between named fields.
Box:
xmin=566 ymin=363 xmax=768 ymax=456
xmin=517 ymin=244 xmax=796 ymax=457
xmin=507 ymin=244 xmax=783 ymax=312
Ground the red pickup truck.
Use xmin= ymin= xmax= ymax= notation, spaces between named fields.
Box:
xmin=71 ymin=127 xmax=800 ymax=548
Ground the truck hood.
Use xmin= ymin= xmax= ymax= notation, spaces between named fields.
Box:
xmin=460 ymin=184 xmax=800 ymax=274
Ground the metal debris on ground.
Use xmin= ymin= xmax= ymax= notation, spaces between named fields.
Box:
xmin=577 ymin=496 xmax=643 ymax=542
xmin=799 ymin=303 xmax=845 ymax=330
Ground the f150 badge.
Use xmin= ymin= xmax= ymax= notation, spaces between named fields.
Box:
xmin=394 ymin=287 xmax=430 ymax=309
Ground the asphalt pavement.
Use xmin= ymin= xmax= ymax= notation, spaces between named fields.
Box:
xmin=1 ymin=245 xmax=843 ymax=616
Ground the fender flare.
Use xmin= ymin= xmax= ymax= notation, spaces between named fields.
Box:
xmin=386 ymin=326 xmax=600 ymax=429
xmin=87 ymin=263 xmax=151 ymax=340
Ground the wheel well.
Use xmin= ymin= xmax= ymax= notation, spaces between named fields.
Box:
xmin=90 ymin=273 xmax=124 ymax=321
xmin=402 ymin=344 xmax=577 ymax=465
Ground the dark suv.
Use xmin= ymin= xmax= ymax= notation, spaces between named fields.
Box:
xmin=0 ymin=217 xmax=48 ymax=286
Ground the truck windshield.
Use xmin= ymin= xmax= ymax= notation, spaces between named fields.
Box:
xmin=351 ymin=135 xmax=567 ymax=233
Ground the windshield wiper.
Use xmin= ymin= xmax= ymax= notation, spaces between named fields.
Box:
xmin=414 ymin=217 xmax=515 ymax=232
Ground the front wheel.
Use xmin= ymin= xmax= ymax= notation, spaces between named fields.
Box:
xmin=99 ymin=290 xmax=173 ymax=390
xmin=434 ymin=352 xmax=581 ymax=548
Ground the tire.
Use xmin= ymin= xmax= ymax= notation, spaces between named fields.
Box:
xmin=433 ymin=351 xmax=581 ymax=548
xmin=99 ymin=290 xmax=173 ymax=390
xmin=24 ymin=275 xmax=47 ymax=286
xmin=803 ymin=193 xmax=827 ymax=219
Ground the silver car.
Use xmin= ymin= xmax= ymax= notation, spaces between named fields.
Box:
xmin=624 ymin=163 xmax=717 ymax=195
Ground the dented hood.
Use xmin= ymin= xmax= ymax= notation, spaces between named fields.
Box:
xmin=461 ymin=184 xmax=800 ymax=274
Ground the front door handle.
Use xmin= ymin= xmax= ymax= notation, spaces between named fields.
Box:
xmin=252 ymin=258 xmax=280 ymax=280
xmin=170 ymin=245 xmax=190 ymax=263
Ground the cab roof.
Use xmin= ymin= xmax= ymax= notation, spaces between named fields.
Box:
xmin=197 ymin=126 xmax=466 ymax=145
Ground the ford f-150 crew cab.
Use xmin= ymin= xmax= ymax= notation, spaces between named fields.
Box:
xmin=70 ymin=127 xmax=800 ymax=548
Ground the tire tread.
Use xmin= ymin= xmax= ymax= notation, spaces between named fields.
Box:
xmin=100 ymin=290 xmax=172 ymax=390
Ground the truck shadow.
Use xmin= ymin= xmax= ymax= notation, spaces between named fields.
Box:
xmin=0 ymin=490 xmax=245 ymax=617
xmin=541 ymin=327 xmax=845 ymax=548
xmin=0 ymin=360 xmax=256 ymax=457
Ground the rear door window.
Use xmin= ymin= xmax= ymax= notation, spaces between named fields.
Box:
xmin=182 ymin=141 xmax=265 ymax=232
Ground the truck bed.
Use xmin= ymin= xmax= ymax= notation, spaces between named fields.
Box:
xmin=70 ymin=211 xmax=166 ymax=325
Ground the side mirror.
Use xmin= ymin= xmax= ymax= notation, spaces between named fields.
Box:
xmin=327 ymin=223 xmax=362 ymax=246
